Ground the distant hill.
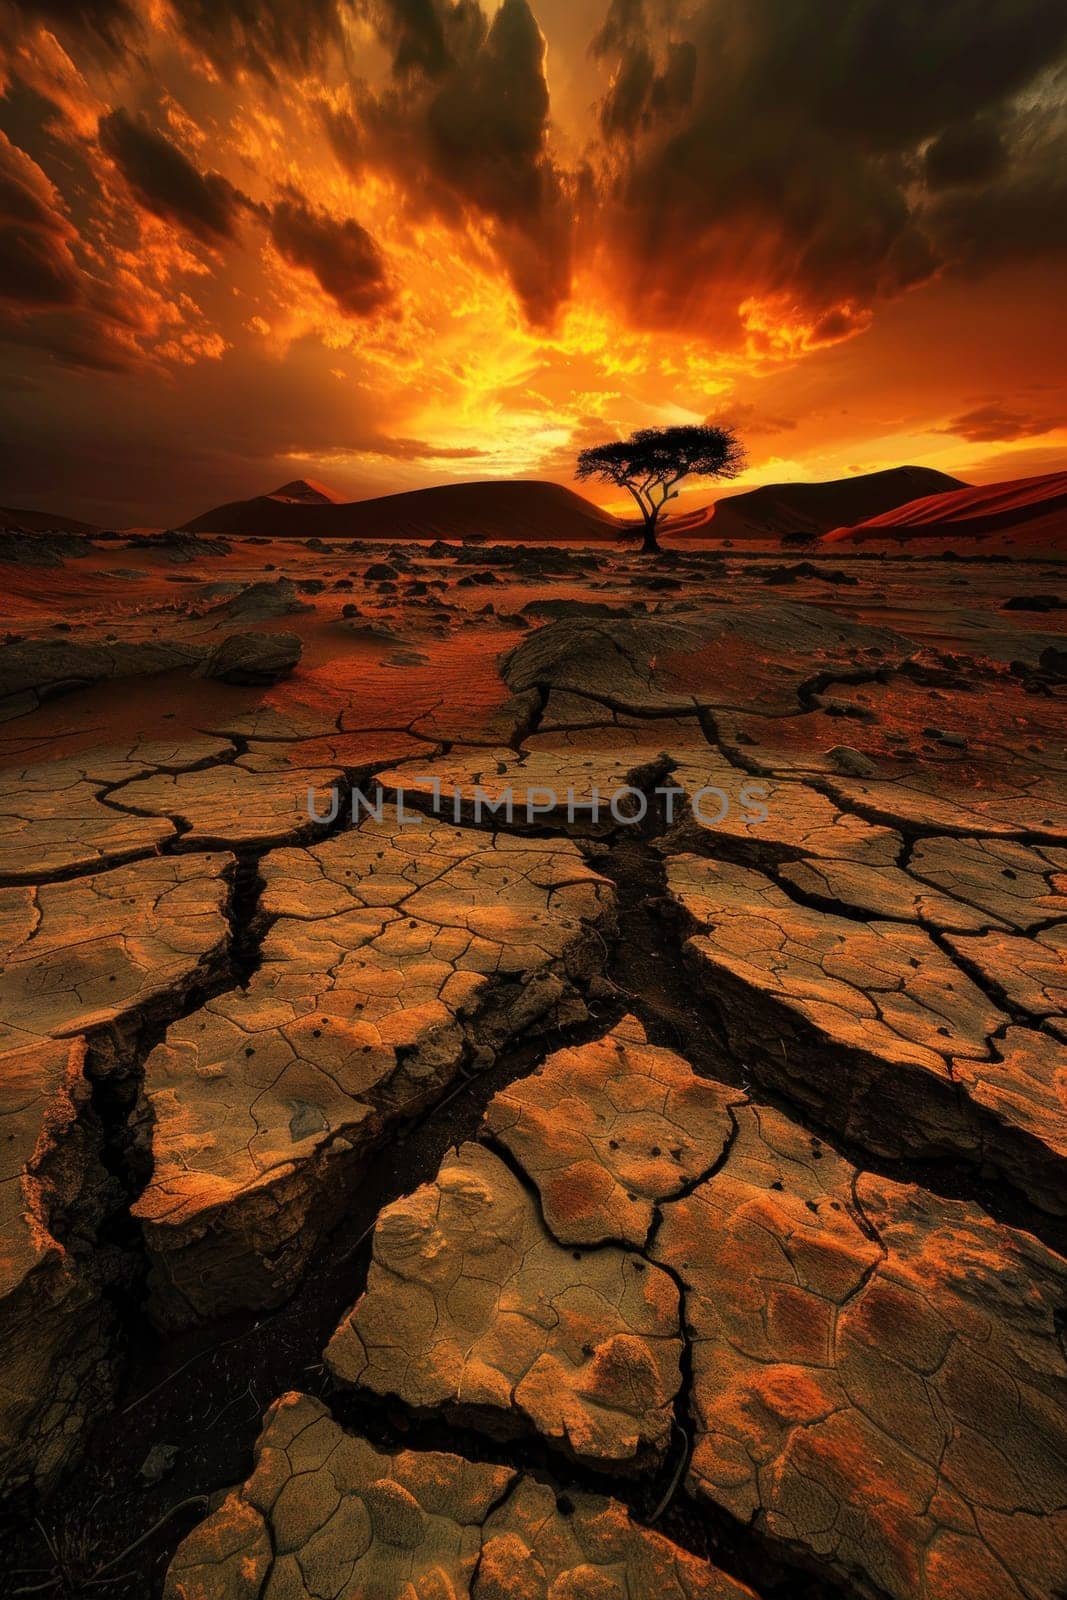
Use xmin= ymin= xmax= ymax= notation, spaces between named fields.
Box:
xmin=264 ymin=478 xmax=344 ymax=505
xmin=182 ymin=480 xmax=625 ymax=542
xmin=0 ymin=504 xmax=101 ymax=536
xmin=822 ymin=469 xmax=1067 ymax=554
xmin=669 ymin=466 xmax=965 ymax=541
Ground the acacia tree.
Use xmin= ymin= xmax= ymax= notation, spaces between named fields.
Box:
xmin=576 ymin=424 xmax=746 ymax=553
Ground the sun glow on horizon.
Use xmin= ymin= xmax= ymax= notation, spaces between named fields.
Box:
xmin=0 ymin=4 xmax=1063 ymax=525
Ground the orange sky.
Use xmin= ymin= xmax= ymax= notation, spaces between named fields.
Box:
xmin=1 ymin=0 xmax=1065 ymax=527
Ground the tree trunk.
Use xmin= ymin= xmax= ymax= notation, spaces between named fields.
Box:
xmin=641 ymin=509 xmax=661 ymax=553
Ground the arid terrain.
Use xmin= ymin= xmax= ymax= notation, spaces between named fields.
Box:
xmin=0 ymin=490 xmax=1065 ymax=1600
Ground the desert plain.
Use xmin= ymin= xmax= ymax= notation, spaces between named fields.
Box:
xmin=0 ymin=480 xmax=1065 ymax=1600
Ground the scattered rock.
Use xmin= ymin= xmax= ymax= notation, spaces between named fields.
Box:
xmin=212 ymin=579 xmax=309 ymax=620
xmin=826 ymin=743 xmax=878 ymax=777
xmin=139 ymin=1442 xmax=179 ymax=1483
xmin=0 ymin=531 xmax=84 ymax=567
xmin=503 ymin=604 xmax=910 ymax=719
xmin=1002 ymin=594 xmax=1066 ymax=611
xmin=0 ymin=638 xmax=201 ymax=720
xmin=520 ymin=598 xmax=629 ymax=617
xmin=129 ymin=531 xmax=230 ymax=561
xmin=196 ymin=630 xmax=302 ymax=685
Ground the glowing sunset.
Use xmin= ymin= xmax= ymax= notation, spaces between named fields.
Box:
xmin=2 ymin=0 xmax=1066 ymax=525
xmin=1 ymin=8 xmax=1065 ymax=1600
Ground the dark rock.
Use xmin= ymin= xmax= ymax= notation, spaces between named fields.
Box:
xmin=1002 ymin=594 xmax=1066 ymax=611
xmin=521 ymin=599 xmax=629 ymax=618
xmin=0 ymin=638 xmax=201 ymax=719
xmin=128 ymin=530 xmax=231 ymax=562
xmin=214 ymin=578 xmax=310 ymax=620
xmin=0 ymin=531 xmax=84 ymax=566
xmin=456 ymin=569 xmax=499 ymax=586
xmin=196 ymin=632 xmax=302 ymax=685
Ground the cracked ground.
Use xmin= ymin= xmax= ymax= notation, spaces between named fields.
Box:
xmin=0 ymin=532 xmax=1064 ymax=1600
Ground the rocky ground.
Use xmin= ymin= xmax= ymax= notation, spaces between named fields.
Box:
xmin=0 ymin=529 xmax=1064 ymax=1599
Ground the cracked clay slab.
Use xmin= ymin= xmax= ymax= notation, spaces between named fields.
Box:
xmin=0 ymin=852 xmax=233 ymax=1055
xmin=375 ymin=720 xmax=710 ymax=828
xmin=662 ymin=853 xmax=1067 ymax=1209
xmin=502 ymin=604 xmax=911 ymax=719
xmin=163 ymin=1391 xmax=757 ymax=1600
xmin=0 ymin=1037 xmax=114 ymax=1498
xmin=325 ymin=1140 xmax=682 ymax=1472
xmin=133 ymin=819 xmax=615 ymax=1326
xmin=483 ymin=1014 xmax=745 ymax=1248
xmin=0 ymin=737 xmax=233 ymax=880
xmin=106 ymin=757 xmax=348 ymax=849
xmin=652 ymin=1101 xmax=1067 ymax=1600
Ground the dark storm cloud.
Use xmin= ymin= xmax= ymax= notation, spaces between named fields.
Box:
xmin=169 ymin=0 xmax=349 ymax=82
xmin=374 ymin=435 xmax=489 ymax=459
xmin=923 ymin=117 xmax=1008 ymax=190
xmin=374 ymin=0 xmax=482 ymax=78
xmin=269 ymin=192 xmax=394 ymax=317
xmin=721 ymin=403 xmax=797 ymax=437
xmin=0 ymin=132 xmax=183 ymax=372
xmin=11 ymin=0 xmax=137 ymax=53
xmin=350 ymin=0 xmax=574 ymax=325
xmin=922 ymin=96 xmax=1067 ymax=268
xmin=592 ymin=0 xmax=1067 ymax=338
xmin=98 ymin=109 xmax=254 ymax=245
xmin=591 ymin=0 xmax=696 ymax=140
xmin=937 ymin=404 xmax=1061 ymax=443
xmin=0 ymin=132 xmax=82 ymax=309
xmin=0 ymin=311 xmax=139 ymax=371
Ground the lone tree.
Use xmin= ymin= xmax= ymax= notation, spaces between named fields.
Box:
xmin=577 ymin=423 xmax=746 ymax=553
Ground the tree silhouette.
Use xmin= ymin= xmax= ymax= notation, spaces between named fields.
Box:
xmin=576 ymin=424 xmax=746 ymax=553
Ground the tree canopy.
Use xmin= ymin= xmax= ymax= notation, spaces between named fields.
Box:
xmin=576 ymin=423 xmax=746 ymax=552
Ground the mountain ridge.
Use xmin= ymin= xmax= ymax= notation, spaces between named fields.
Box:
xmin=181 ymin=479 xmax=625 ymax=542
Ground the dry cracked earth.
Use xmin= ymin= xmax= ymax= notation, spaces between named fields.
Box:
xmin=0 ymin=531 xmax=1065 ymax=1600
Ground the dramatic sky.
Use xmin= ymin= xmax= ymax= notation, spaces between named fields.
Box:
xmin=1 ymin=0 xmax=1066 ymax=527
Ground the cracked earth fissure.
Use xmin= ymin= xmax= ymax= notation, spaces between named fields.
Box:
xmin=325 ymin=755 xmax=1067 ymax=1250
xmin=2 ymin=806 xmax=872 ymax=1600
xmin=593 ymin=834 xmax=1067 ymax=1253
xmin=3 ymin=712 xmax=1062 ymax=1599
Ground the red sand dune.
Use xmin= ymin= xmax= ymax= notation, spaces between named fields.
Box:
xmin=823 ymin=468 xmax=1067 ymax=554
xmin=182 ymin=479 xmax=625 ymax=542
xmin=668 ymin=466 xmax=963 ymax=541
